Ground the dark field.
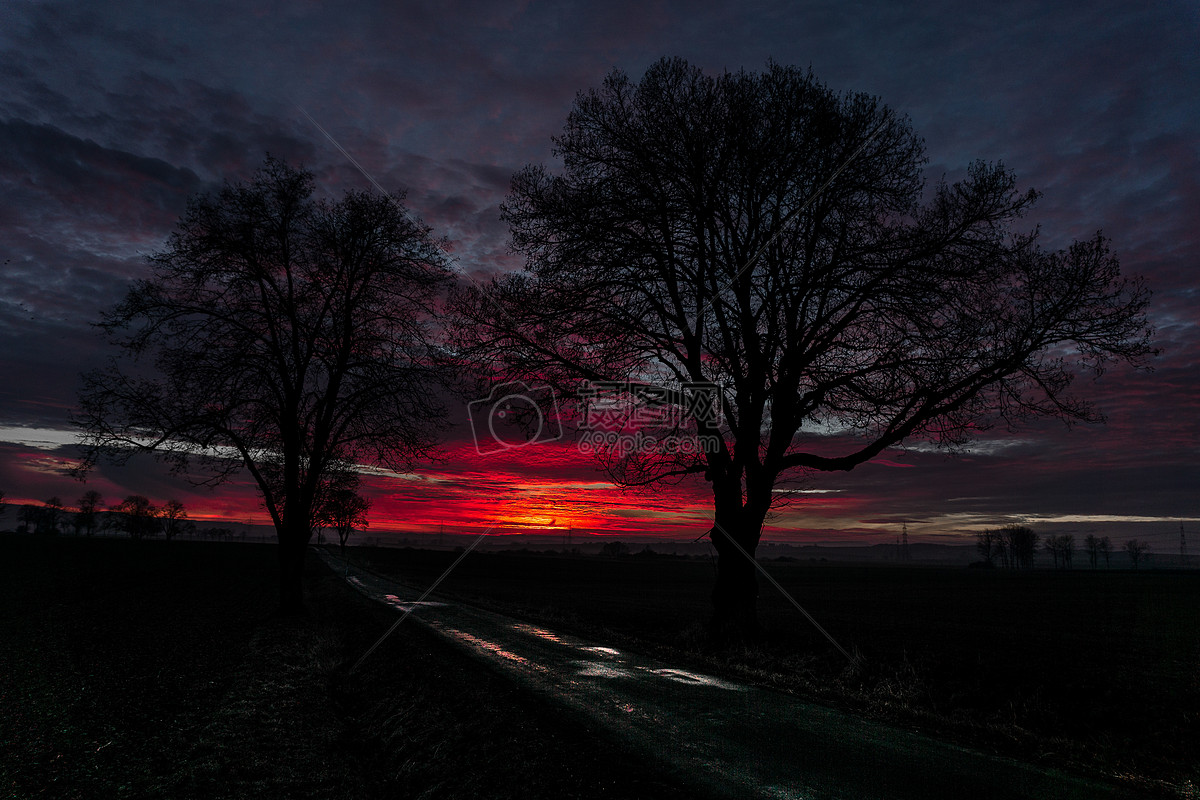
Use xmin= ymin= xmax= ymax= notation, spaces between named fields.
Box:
xmin=350 ymin=545 xmax=1200 ymax=795
xmin=0 ymin=535 xmax=711 ymax=799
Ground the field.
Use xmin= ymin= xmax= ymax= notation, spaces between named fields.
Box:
xmin=4 ymin=533 xmax=1194 ymax=797
xmin=349 ymin=545 xmax=1200 ymax=795
xmin=0 ymin=535 xmax=709 ymax=800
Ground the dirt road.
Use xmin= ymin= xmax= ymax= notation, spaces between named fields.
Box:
xmin=318 ymin=549 xmax=1146 ymax=799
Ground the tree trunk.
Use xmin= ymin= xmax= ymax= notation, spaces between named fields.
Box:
xmin=276 ymin=522 xmax=310 ymax=616
xmin=710 ymin=532 xmax=759 ymax=640
xmin=708 ymin=483 xmax=768 ymax=642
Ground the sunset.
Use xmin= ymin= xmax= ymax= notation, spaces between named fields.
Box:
xmin=2 ymin=2 xmax=1197 ymax=797
xmin=1 ymin=2 xmax=1196 ymax=550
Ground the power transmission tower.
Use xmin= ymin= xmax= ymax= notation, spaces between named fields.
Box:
xmin=902 ymin=523 xmax=910 ymax=561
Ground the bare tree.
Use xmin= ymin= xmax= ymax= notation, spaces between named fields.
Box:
xmin=448 ymin=58 xmax=1155 ymax=635
xmin=1044 ymin=534 xmax=1075 ymax=570
xmin=1099 ymin=535 xmax=1114 ymax=568
xmin=203 ymin=526 xmax=234 ymax=541
xmin=76 ymin=157 xmax=452 ymax=613
xmin=75 ymin=490 xmax=104 ymax=537
xmin=160 ymin=499 xmax=188 ymax=541
xmin=976 ymin=528 xmax=1000 ymax=566
xmin=18 ymin=505 xmax=37 ymax=534
xmin=316 ymin=485 xmax=371 ymax=555
xmin=0 ymin=489 xmax=6 ymax=525
xmin=41 ymin=497 xmax=65 ymax=536
xmin=1045 ymin=535 xmax=1061 ymax=570
xmin=1084 ymin=533 xmax=1100 ymax=569
xmin=600 ymin=540 xmax=631 ymax=558
xmin=1124 ymin=538 xmax=1149 ymax=570
xmin=995 ymin=534 xmax=1011 ymax=570
xmin=112 ymin=495 xmax=160 ymax=540
xmin=1001 ymin=525 xmax=1041 ymax=570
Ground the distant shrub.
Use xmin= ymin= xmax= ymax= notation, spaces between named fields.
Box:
xmin=599 ymin=541 xmax=630 ymax=558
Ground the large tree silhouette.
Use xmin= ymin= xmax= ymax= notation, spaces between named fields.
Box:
xmin=77 ymin=157 xmax=451 ymax=613
xmin=448 ymin=58 xmax=1155 ymax=636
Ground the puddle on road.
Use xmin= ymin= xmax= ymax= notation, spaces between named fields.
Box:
xmin=567 ymin=659 xmax=746 ymax=691
xmin=571 ymin=660 xmax=636 ymax=679
xmin=381 ymin=594 xmax=446 ymax=610
xmin=507 ymin=620 xmax=747 ymax=691
xmin=343 ymin=563 xmax=744 ymax=692
xmin=443 ymin=627 xmax=548 ymax=672
xmin=511 ymin=622 xmax=564 ymax=643
xmin=647 ymin=668 xmax=745 ymax=690
xmin=580 ymin=645 xmax=621 ymax=657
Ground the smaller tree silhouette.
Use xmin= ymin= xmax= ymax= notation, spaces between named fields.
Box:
xmin=318 ymin=488 xmax=371 ymax=556
xmin=75 ymin=490 xmax=104 ymax=537
xmin=0 ymin=489 xmax=6 ymax=525
xmin=1084 ymin=534 xmax=1100 ymax=569
xmin=1124 ymin=539 xmax=1149 ymax=570
xmin=994 ymin=535 xmax=1011 ymax=569
xmin=18 ymin=505 xmax=37 ymax=533
xmin=600 ymin=541 xmax=630 ymax=558
xmin=1045 ymin=534 xmax=1076 ymax=570
xmin=160 ymin=499 xmax=188 ymax=541
xmin=975 ymin=529 xmax=1000 ymax=566
xmin=1098 ymin=536 xmax=1113 ymax=568
xmin=40 ymin=497 xmax=65 ymax=535
xmin=1001 ymin=525 xmax=1040 ymax=569
xmin=75 ymin=157 xmax=452 ymax=614
xmin=113 ymin=495 xmax=160 ymax=540
xmin=1045 ymin=536 xmax=1061 ymax=569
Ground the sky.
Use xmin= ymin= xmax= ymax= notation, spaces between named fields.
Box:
xmin=0 ymin=0 xmax=1197 ymax=549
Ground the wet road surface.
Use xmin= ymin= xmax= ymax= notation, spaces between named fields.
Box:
xmin=318 ymin=549 xmax=1146 ymax=799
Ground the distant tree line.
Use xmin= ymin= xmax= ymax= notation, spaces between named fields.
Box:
xmin=975 ymin=526 xmax=1040 ymax=569
xmin=7 ymin=491 xmax=193 ymax=540
xmin=0 ymin=485 xmax=373 ymax=549
xmin=1084 ymin=533 xmax=1113 ymax=569
xmin=1044 ymin=534 xmax=1075 ymax=570
xmin=977 ymin=526 xmax=1149 ymax=569
xmin=599 ymin=540 xmax=631 ymax=558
